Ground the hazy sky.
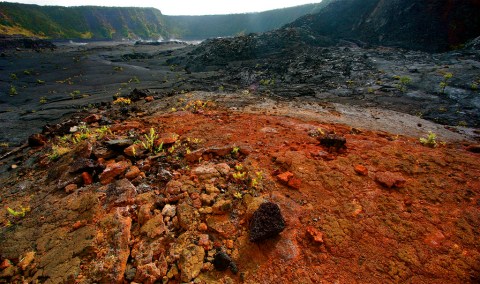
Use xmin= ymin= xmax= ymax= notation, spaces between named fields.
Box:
xmin=9 ymin=0 xmax=322 ymax=15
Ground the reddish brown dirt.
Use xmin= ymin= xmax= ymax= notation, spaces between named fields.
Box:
xmin=0 ymin=94 xmax=479 ymax=283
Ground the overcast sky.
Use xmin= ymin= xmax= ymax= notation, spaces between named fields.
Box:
xmin=9 ymin=0 xmax=323 ymax=15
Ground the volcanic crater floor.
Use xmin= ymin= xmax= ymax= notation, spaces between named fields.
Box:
xmin=0 ymin=92 xmax=479 ymax=283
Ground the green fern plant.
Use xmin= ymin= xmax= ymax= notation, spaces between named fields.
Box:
xmin=141 ymin=128 xmax=158 ymax=152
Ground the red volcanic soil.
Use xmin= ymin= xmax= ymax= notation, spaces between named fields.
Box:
xmin=0 ymin=92 xmax=479 ymax=283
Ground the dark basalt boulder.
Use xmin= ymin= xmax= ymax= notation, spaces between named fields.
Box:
xmin=249 ymin=202 xmax=286 ymax=242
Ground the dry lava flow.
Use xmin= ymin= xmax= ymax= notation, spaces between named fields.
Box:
xmin=0 ymin=92 xmax=479 ymax=283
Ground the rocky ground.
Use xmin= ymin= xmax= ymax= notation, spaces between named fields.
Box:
xmin=0 ymin=39 xmax=480 ymax=283
xmin=1 ymin=39 xmax=480 ymax=147
xmin=0 ymin=90 xmax=479 ymax=283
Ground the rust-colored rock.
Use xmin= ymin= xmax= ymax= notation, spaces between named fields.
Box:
xmin=97 ymin=209 xmax=132 ymax=283
xmin=99 ymin=160 xmax=129 ymax=185
xmin=287 ymin=177 xmax=302 ymax=190
xmin=140 ymin=213 xmax=166 ymax=238
xmin=65 ymin=183 xmax=77 ymax=193
xmin=125 ymin=165 xmax=141 ymax=180
xmin=375 ymin=171 xmax=406 ymax=188
xmin=71 ymin=220 xmax=87 ymax=231
xmin=124 ymin=144 xmax=144 ymax=157
xmin=354 ymin=164 xmax=368 ymax=176
xmin=424 ymin=230 xmax=446 ymax=248
xmin=212 ymin=199 xmax=232 ymax=214
xmin=0 ymin=259 xmax=12 ymax=270
xmin=145 ymin=96 xmax=154 ymax=102
xmin=104 ymin=178 xmax=137 ymax=208
xmin=179 ymin=244 xmax=205 ymax=282
xmin=277 ymin=171 xmax=294 ymax=183
xmin=155 ymin=133 xmax=179 ymax=146
xmin=18 ymin=251 xmax=35 ymax=270
xmin=198 ymin=222 xmax=208 ymax=232
xmin=177 ymin=202 xmax=198 ymax=230
xmin=135 ymin=263 xmax=164 ymax=284
xmin=83 ymin=114 xmax=102 ymax=123
xmin=198 ymin=234 xmax=211 ymax=250
xmin=306 ymin=226 xmax=324 ymax=244
xmin=138 ymin=204 xmax=153 ymax=226
xmin=207 ymin=215 xmax=237 ymax=238
xmin=81 ymin=172 xmax=93 ymax=185
xmin=110 ymin=121 xmax=143 ymax=132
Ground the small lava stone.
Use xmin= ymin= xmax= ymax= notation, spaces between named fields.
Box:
xmin=213 ymin=251 xmax=232 ymax=271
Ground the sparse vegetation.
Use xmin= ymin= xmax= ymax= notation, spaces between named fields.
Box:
xmin=439 ymin=72 xmax=453 ymax=94
xmin=141 ymin=128 xmax=160 ymax=153
xmin=394 ymin=75 xmax=411 ymax=92
xmin=419 ymin=131 xmax=437 ymax=148
xmin=70 ymin=90 xmax=81 ymax=99
xmin=9 ymin=85 xmax=18 ymax=95
xmin=49 ymin=145 xmax=70 ymax=160
xmin=6 ymin=206 xmax=30 ymax=218
xmin=112 ymin=97 xmax=131 ymax=105
xmin=39 ymin=96 xmax=47 ymax=104
xmin=260 ymin=78 xmax=275 ymax=86
xmin=95 ymin=126 xmax=112 ymax=138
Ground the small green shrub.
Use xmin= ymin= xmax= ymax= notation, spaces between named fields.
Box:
xmin=419 ymin=132 xmax=437 ymax=148
xmin=439 ymin=72 xmax=453 ymax=94
xmin=395 ymin=76 xmax=411 ymax=92
xmin=9 ymin=85 xmax=18 ymax=95
xmin=6 ymin=206 xmax=30 ymax=218
xmin=70 ymin=90 xmax=81 ymax=99
xmin=141 ymin=128 xmax=159 ymax=153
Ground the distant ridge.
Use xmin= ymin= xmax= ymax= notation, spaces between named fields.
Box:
xmin=0 ymin=3 xmax=169 ymax=40
xmin=0 ymin=2 xmax=329 ymax=41
xmin=164 ymin=2 xmax=332 ymax=40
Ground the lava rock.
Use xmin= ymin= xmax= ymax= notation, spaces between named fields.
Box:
xmin=128 ymin=88 xmax=152 ymax=102
xmin=319 ymin=134 xmax=347 ymax=151
xmin=28 ymin=133 xmax=47 ymax=147
xmin=69 ymin=157 xmax=101 ymax=173
xmin=213 ymin=251 xmax=231 ymax=271
xmin=249 ymin=202 xmax=286 ymax=242
xmin=105 ymin=139 xmax=133 ymax=149
xmin=466 ymin=144 xmax=480 ymax=153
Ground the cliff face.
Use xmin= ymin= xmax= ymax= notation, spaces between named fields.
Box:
xmin=0 ymin=3 xmax=169 ymax=40
xmin=0 ymin=2 xmax=331 ymax=41
xmin=288 ymin=0 xmax=480 ymax=52
xmin=164 ymin=1 xmax=334 ymax=40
